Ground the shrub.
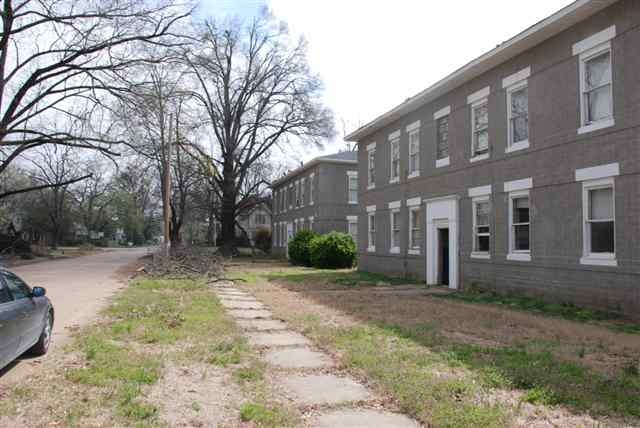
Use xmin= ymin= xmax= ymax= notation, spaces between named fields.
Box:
xmin=253 ymin=228 xmax=272 ymax=254
xmin=288 ymin=230 xmax=318 ymax=266
xmin=309 ymin=232 xmax=356 ymax=269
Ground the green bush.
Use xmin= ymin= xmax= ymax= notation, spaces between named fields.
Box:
xmin=253 ymin=228 xmax=272 ymax=254
xmin=309 ymin=232 xmax=356 ymax=269
xmin=288 ymin=230 xmax=318 ymax=266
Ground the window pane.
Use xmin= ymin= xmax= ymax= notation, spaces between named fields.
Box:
xmin=514 ymin=224 xmax=530 ymax=251
xmin=0 ymin=285 xmax=12 ymax=304
xmin=585 ymin=52 xmax=611 ymax=90
xmin=410 ymin=153 xmax=419 ymax=172
xmin=477 ymin=235 xmax=490 ymax=252
xmin=512 ymin=116 xmax=529 ymax=143
xmin=437 ymin=117 xmax=449 ymax=159
xmin=474 ymin=130 xmax=489 ymax=153
xmin=476 ymin=202 xmax=490 ymax=226
xmin=474 ymin=104 xmax=488 ymax=130
xmin=3 ymin=272 xmax=30 ymax=300
xmin=513 ymin=198 xmax=529 ymax=223
xmin=511 ymin=87 xmax=528 ymax=116
xmin=587 ymin=85 xmax=612 ymax=122
xmin=590 ymin=221 xmax=614 ymax=253
xmin=589 ymin=188 xmax=613 ymax=220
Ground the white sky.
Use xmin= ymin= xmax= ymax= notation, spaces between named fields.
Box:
xmin=198 ymin=0 xmax=575 ymax=163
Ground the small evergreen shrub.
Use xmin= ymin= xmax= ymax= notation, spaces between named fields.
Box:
xmin=253 ymin=228 xmax=272 ymax=254
xmin=309 ymin=232 xmax=356 ymax=269
xmin=288 ymin=230 xmax=318 ymax=266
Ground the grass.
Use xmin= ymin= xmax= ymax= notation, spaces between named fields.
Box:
xmin=239 ymin=403 xmax=294 ymax=427
xmin=435 ymin=287 xmax=640 ymax=334
xmin=262 ymin=266 xmax=423 ymax=287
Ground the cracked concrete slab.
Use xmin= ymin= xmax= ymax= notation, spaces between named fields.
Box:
xmin=247 ymin=331 xmax=309 ymax=347
xmin=264 ymin=347 xmax=332 ymax=369
xmin=216 ymin=295 xmax=259 ymax=302
xmin=227 ymin=309 xmax=273 ymax=319
xmin=279 ymin=374 xmax=370 ymax=405
xmin=311 ymin=409 xmax=420 ymax=428
xmin=237 ymin=319 xmax=288 ymax=331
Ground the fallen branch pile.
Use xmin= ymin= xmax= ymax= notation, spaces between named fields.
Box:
xmin=145 ymin=247 xmax=224 ymax=280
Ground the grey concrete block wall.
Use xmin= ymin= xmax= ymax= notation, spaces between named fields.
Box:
xmin=352 ymin=0 xmax=640 ymax=318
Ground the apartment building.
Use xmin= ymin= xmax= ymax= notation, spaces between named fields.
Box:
xmin=346 ymin=0 xmax=639 ymax=317
xmin=271 ymin=151 xmax=359 ymax=256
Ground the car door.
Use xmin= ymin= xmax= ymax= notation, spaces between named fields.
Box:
xmin=1 ymin=271 xmax=40 ymax=355
xmin=0 ymin=278 xmax=20 ymax=369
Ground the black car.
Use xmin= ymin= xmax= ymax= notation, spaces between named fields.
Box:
xmin=0 ymin=268 xmax=54 ymax=371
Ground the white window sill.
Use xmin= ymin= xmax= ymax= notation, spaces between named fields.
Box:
xmin=309 ymin=201 xmax=314 ymax=206
xmin=389 ymin=177 xmax=400 ymax=184
xmin=367 ymin=184 xmax=376 ymax=190
xmin=348 ymin=201 xmax=358 ymax=205
xmin=389 ymin=247 xmax=400 ymax=254
xmin=367 ymin=246 xmax=376 ymax=253
xmin=470 ymin=153 xmax=489 ymax=163
xmin=578 ymin=118 xmax=614 ymax=135
xmin=471 ymin=252 xmax=491 ymax=259
xmin=580 ymin=255 xmax=617 ymax=266
xmin=505 ymin=140 xmax=529 ymax=153
xmin=507 ymin=252 xmax=531 ymax=262
xmin=435 ymin=157 xmax=450 ymax=168
xmin=408 ymin=171 xmax=420 ymax=179
xmin=408 ymin=249 xmax=420 ymax=255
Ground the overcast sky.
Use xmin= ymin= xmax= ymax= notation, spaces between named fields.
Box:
xmin=197 ymin=0 xmax=575 ymax=163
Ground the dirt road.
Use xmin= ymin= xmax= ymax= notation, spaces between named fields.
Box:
xmin=1 ymin=247 xmax=150 ymax=383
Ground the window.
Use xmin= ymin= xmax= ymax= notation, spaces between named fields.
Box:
xmin=308 ymin=216 xmax=314 ymax=231
xmin=2 ymin=272 xmax=30 ymax=300
xmin=507 ymin=85 xmax=529 ymax=149
xmin=390 ymin=210 xmax=400 ymax=253
xmin=347 ymin=172 xmax=358 ymax=204
xmin=295 ymin=180 xmax=300 ymax=207
xmin=473 ymin=198 xmax=491 ymax=256
xmin=436 ymin=116 xmax=449 ymax=161
xmin=582 ymin=181 xmax=615 ymax=264
xmin=508 ymin=192 xmax=530 ymax=260
xmin=255 ymin=214 xmax=266 ymax=225
xmin=409 ymin=207 xmax=421 ymax=253
xmin=367 ymin=146 xmax=376 ymax=188
xmin=289 ymin=185 xmax=293 ymax=209
xmin=408 ymin=130 xmax=419 ymax=177
xmin=471 ymin=101 xmax=489 ymax=158
xmin=0 ymin=282 xmax=12 ymax=304
xmin=347 ymin=216 xmax=358 ymax=244
xmin=309 ymin=173 xmax=315 ymax=205
xmin=300 ymin=178 xmax=306 ymax=206
xmin=390 ymin=136 xmax=400 ymax=183
xmin=367 ymin=207 xmax=376 ymax=252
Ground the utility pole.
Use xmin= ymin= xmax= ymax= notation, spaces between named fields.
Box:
xmin=163 ymin=113 xmax=173 ymax=257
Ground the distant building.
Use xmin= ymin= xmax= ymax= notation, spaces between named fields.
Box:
xmin=236 ymin=199 xmax=272 ymax=245
xmin=271 ymin=151 xmax=359 ymax=256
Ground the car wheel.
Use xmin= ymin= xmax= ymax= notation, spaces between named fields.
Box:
xmin=29 ymin=311 xmax=53 ymax=356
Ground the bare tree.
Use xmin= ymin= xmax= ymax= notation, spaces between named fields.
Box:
xmin=0 ymin=0 xmax=190 ymax=197
xmin=186 ymin=16 xmax=334 ymax=255
xmin=72 ymin=156 xmax=114 ymax=240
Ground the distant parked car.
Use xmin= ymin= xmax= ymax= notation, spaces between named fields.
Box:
xmin=0 ymin=269 xmax=54 ymax=371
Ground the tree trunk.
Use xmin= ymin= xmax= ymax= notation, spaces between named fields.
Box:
xmin=220 ymin=179 xmax=236 ymax=257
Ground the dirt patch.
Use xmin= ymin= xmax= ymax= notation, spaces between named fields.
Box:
xmin=148 ymin=362 xmax=242 ymax=427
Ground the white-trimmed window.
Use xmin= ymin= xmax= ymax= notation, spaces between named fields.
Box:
xmin=471 ymin=101 xmax=489 ymax=159
xmin=308 ymin=216 xmax=314 ymax=231
xmin=295 ymin=180 xmax=301 ymax=207
xmin=347 ymin=171 xmax=358 ymax=204
xmin=289 ymin=184 xmax=293 ymax=209
xmin=347 ymin=215 xmax=358 ymax=244
xmin=407 ymin=121 xmax=420 ymax=178
xmin=390 ymin=211 xmax=400 ymax=253
xmin=473 ymin=198 xmax=491 ymax=256
xmin=436 ymin=117 xmax=449 ymax=165
xmin=300 ymin=177 xmax=306 ymax=207
xmin=389 ymin=131 xmax=400 ymax=183
xmin=573 ymin=26 xmax=616 ymax=135
xmin=576 ymin=163 xmax=618 ymax=266
xmin=367 ymin=206 xmax=376 ymax=252
xmin=309 ymin=173 xmax=315 ymax=205
xmin=468 ymin=87 xmax=490 ymax=162
xmin=503 ymin=67 xmax=530 ymax=152
xmin=508 ymin=192 xmax=531 ymax=260
xmin=367 ymin=143 xmax=376 ymax=189
xmin=408 ymin=199 xmax=421 ymax=255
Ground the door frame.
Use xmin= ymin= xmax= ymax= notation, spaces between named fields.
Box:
xmin=425 ymin=195 xmax=459 ymax=289
xmin=285 ymin=222 xmax=294 ymax=259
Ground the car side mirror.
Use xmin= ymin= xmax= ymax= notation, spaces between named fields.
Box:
xmin=31 ymin=287 xmax=46 ymax=298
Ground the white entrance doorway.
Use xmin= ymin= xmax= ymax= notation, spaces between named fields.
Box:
xmin=425 ymin=196 xmax=459 ymax=289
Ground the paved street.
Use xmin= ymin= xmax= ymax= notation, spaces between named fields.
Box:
xmin=1 ymin=248 xmax=150 ymax=382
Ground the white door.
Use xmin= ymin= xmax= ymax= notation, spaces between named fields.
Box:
xmin=425 ymin=197 xmax=459 ymax=289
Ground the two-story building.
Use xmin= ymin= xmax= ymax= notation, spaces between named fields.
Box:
xmin=346 ymin=0 xmax=639 ymax=317
xmin=272 ymin=151 xmax=359 ymax=256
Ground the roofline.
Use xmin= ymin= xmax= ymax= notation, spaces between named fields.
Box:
xmin=271 ymin=156 xmax=357 ymax=188
xmin=345 ymin=0 xmax=618 ymax=142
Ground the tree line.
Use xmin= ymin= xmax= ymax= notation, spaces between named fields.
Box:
xmin=0 ymin=0 xmax=335 ymax=255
